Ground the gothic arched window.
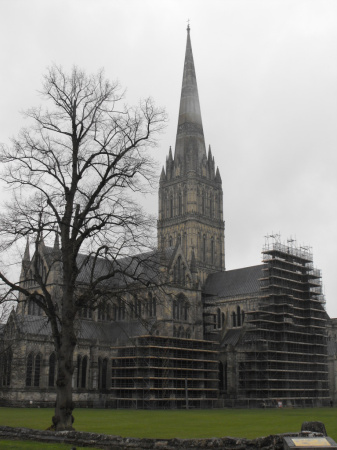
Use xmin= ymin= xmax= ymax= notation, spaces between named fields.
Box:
xmin=211 ymin=238 xmax=215 ymax=264
xmin=26 ymin=353 xmax=33 ymax=387
xmin=34 ymin=354 xmax=41 ymax=387
xmin=76 ymin=355 xmax=82 ymax=388
xmin=148 ymin=293 xmax=156 ymax=317
xmin=217 ymin=308 xmax=221 ymax=328
xmin=1 ymin=350 xmax=12 ymax=386
xmin=173 ymin=300 xmax=178 ymax=319
xmin=237 ymin=306 xmax=241 ymax=327
xmin=203 ymin=235 xmax=206 ymax=262
xmin=98 ymin=357 xmax=108 ymax=390
xmin=178 ymin=192 xmax=182 ymax=215
xmin=173 ymin=294 xmax=189 ymax=321
xmin=81 ymin=356 xmax=88 ymax=388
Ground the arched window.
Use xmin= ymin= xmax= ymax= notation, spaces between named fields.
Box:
xmin=232 ymin=311 xmax=237 ymax=327
xmin=173 ymin=295 xmax=189 ymax=321
xmin=148 ymin=293 xmax=156 ymax=317
xmin=203 ymin=235 xmax=206 ymax=262
xmin=242 ymin=310 xmax=245 ymax=325
xmin=81 ymin=356 xmax=88 ymax=388
xmin=177 ymin=234 xmax=182 ymax=246
xmin=1 ymin=350 xmax=12 ymax=386
xmin=27 ymin=299 xmax=42 ymax=316
xmin=136 ymin=297 xmax=142 ymax=317
xmin=202 ymin=192 xmax=205 ymax=214
xmin=170 ymin=196 xmax=173 ymax=217
xmin=210 ymin=195 xmax=213 ymax=217
xmin=98 ymin=303 xmax=109 ymax=321
xmin=184 ymin=303 xmax=189 ymax=321
xmin=118 ymin=298 xmax=125 ymax=320
xmin=26 ymin=353 xmax=34 ymax=387
xmin=178 ymin=192 xmax=182 ymax=215
xmin=98 ymin=357 xmax=104 ymax=389
xmin=25 ymin=352 xmax=41 ymax=387
xmin=217 ymin=308 xmax=221 ymax=328
xmin=237 ymin=306 xmax=241 ymax=327
xmin=76 ymin=355 xmax=82 ymax=388
xmin=48 ymin=353 xmax=56 ymax=387
xmin=169 ymin=236 xmax=173 ymax=247
xmin=79 ymin=307 xmax=92 ymax=319
xmin=34 ymin=354 xmax=41 ymax=387
xmin=101 ymin=358 xmax=108 ymax=389
xmin=152 ymin=296 xmax=157 ymax=317
xmin=173 ymin=300 xmax=178 ymax=319
xmin=112 ymin=304 xmax=117 ymax=320
xmin=211 ymin=238 xmax=215 ymax=264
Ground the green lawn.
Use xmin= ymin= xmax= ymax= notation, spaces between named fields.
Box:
xmin=0 ymin=407 xmax=336 ymax=443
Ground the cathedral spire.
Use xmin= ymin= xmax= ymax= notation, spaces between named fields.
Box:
xmin=174 ymin=26 xmax=206 ymax=167
xmin=23 ymin=237 xmax=30 ymax=262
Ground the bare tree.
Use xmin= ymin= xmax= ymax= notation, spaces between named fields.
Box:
xmin=0 ymin=65 xmax=166 ymax=430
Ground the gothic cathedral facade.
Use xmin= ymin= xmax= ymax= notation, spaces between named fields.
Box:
xmin=0 ymin=27 xmax=334 ymax=409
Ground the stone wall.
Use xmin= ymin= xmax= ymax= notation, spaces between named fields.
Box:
xmin=0 ymin=426 xmax=303 ymax=450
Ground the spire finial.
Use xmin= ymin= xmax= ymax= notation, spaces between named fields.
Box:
xmin=187 ymin=19 xmax=190 ymax=32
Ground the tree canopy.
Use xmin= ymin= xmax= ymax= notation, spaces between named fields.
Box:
xmin=0 ymin=65 xmax=167 ymax=429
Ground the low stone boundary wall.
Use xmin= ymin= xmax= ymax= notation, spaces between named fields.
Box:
xmin=0 ymin=426 xmax=301 ymax=449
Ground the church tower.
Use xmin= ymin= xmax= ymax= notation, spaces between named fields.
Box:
xmin=158 ymin=26 xmax=225 ymax=284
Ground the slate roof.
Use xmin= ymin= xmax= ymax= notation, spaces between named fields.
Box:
xmin=41 ymin=245 xmax=176 ymax=289
xmin=221 ymin=328 xmax=242 ymax=347
xmin=15 ymin=314 xmax=149 ymax=345
xmin=18 ymin=315 xmax=51 ymax=336
xmin=203 ymin=264 xmax=264 ymax=298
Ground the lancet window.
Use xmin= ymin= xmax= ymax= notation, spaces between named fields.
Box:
xmin=98 ymin=357 xmax=108 ymax=390
xmin=77 ymin=354 xmax=88 ymax=388
xmin=25 ymin=352 xmax=41 ymax=387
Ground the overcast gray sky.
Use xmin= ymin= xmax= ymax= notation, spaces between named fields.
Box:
xmin=1 ymin=0 xmax=336 ymax=316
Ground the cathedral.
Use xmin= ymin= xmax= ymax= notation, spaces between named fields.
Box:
xmin=0 ymin=27 xmax=335 ymax=409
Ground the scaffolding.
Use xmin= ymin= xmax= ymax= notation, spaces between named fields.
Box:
xmin=237 ymin=240 xmax=329 ymax=407
xmin=110 ymin=335 xmax=219 ymax=409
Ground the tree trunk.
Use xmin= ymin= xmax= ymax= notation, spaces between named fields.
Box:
xmin=53 ymin=318 xmax=76 ymax=430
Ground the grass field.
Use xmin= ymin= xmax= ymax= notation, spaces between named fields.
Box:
xmin=0 ymin=407 xmax=336 ymax=443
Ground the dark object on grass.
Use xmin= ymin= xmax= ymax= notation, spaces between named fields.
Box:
xmin=301 ymin=421 xmax=327 ymax=436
